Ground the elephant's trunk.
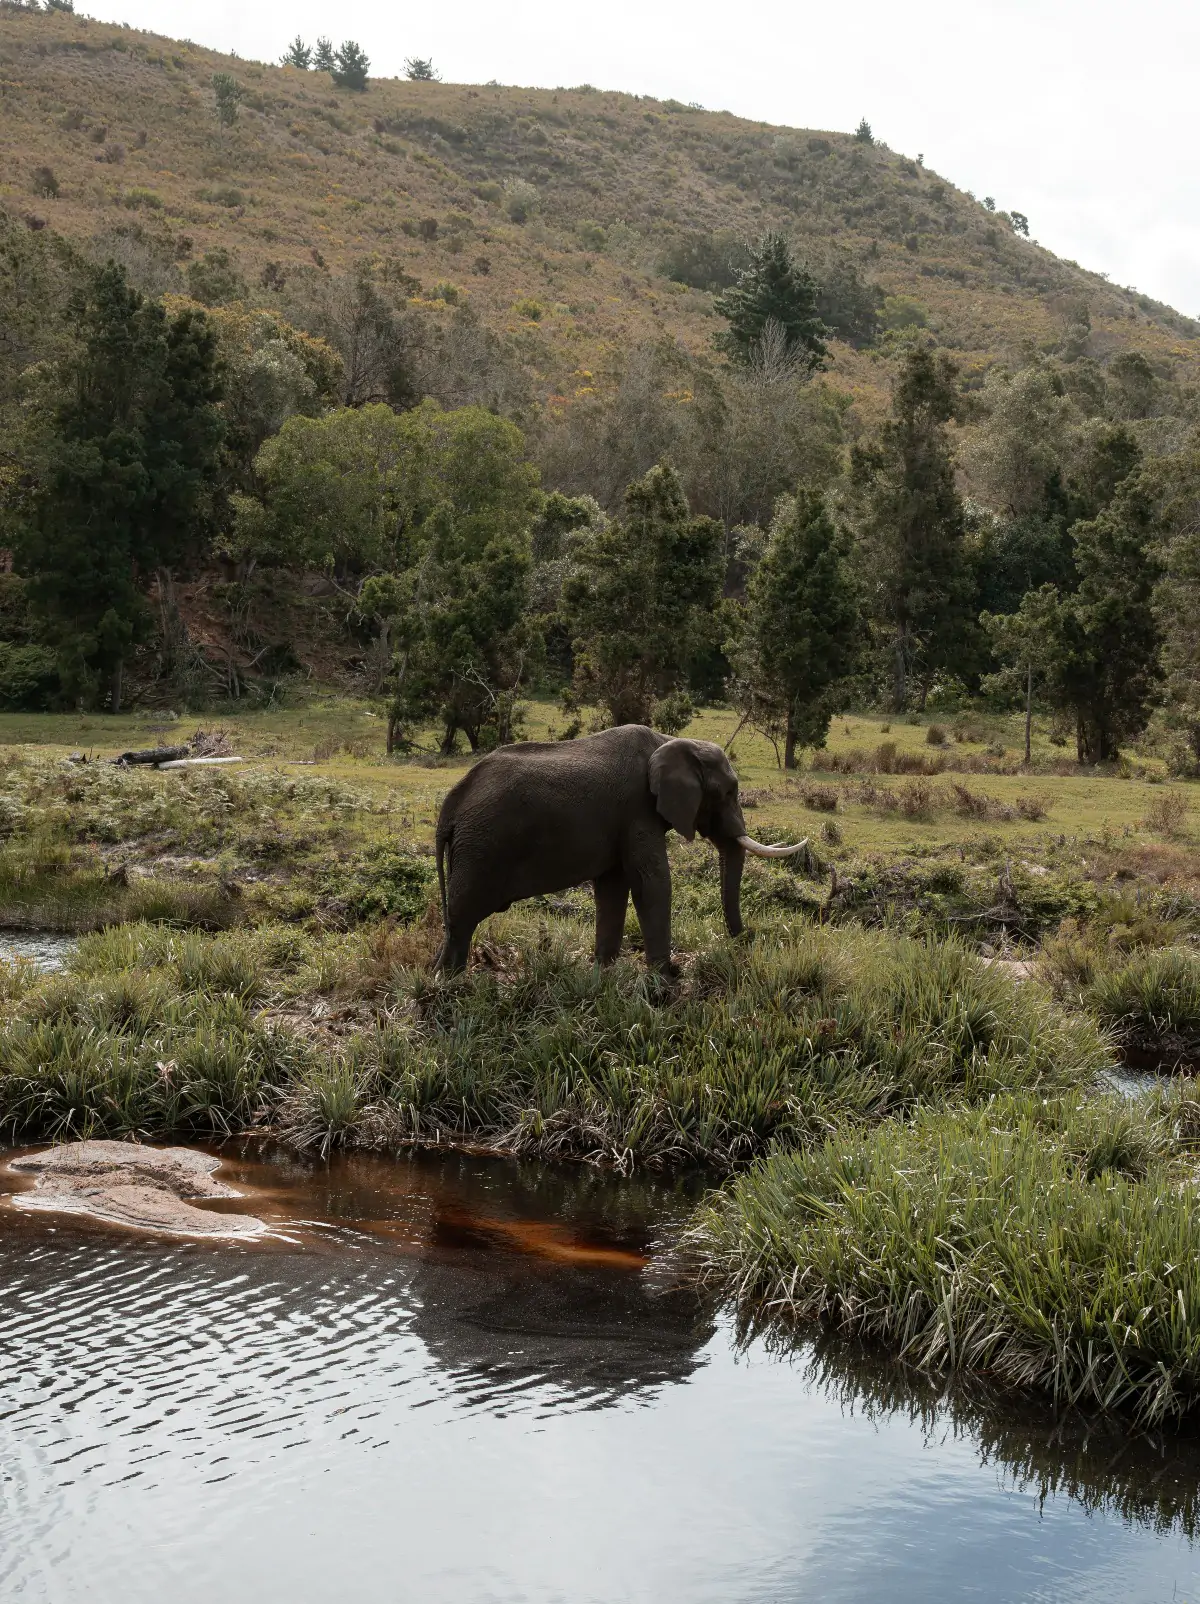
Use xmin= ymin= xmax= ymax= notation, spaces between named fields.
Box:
xmin=737 ymin=834 xmax=809 ymax=859
xmin=720 ymin=841 xmax=746 ymax=938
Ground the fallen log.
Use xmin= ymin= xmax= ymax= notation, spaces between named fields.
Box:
xmin=113 ymin=745 xmax=189 ymax=766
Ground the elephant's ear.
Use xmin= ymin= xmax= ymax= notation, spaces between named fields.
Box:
xmin=649 ymin=741 xmax=702 ymax=840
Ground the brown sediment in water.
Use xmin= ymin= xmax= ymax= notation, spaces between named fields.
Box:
xmin=434 ymin=1206 xmax=648 ymax=1270
xmin=6 ymin=1140 xmax=267 ymax=1238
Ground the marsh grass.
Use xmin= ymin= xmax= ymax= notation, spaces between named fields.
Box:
xmin=685 ymin=1085 xmax=1200 ymax=1423
xmin=0 ymin=830 xmax=242 ymax=931
xmin=280 ymin=923 xmax=1103 ymax=1167
xmin=0 ymin=752 xmax=413 ymax=929
xmin=1084 ymin=947 xmax=1200 ymax=1066
xmin=0 ymin=918 xmax=1106 ymax=1164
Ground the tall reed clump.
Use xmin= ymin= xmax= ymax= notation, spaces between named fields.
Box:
xmin=279 ymin=925 xmax=1108 ymax=1167
xmin=0 ymin=919 xmax=1108 ymax=1164
xmin=684 ymin=1086 xmax=1200 ymax=1423
xmin=0 ymin=923 xmax=313 ymax=1139
xmin=1085 ymin=946 xmax=1200 ymax=1066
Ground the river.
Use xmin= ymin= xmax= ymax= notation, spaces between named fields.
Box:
xmin=0 ymin=1143 xmax=1198 ymax=1602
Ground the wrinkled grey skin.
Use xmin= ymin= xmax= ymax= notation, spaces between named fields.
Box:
xmin=434 ymin=724 xmax=752 ymax=974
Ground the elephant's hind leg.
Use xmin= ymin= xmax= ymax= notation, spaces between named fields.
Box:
xmin=593 ymin=867 xmax=630 ymax=964
xmin=435 ymin=918 xmax=477 ymax=974
xmin=436 ymin=871 xmax=481 ymax=975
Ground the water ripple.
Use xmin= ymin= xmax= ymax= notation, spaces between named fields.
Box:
xmin=2 ymin=1149 xmax=1197 ymax=1604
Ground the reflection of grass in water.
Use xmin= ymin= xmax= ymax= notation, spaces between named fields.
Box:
xmin=801 ymin=1332 xmax=1200 ymax=1538
xmin=687 ymin=1085 xmax=1200 ymax=1424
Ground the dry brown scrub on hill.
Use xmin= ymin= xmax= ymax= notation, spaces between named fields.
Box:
xmin=1 ymin=6 xmax=1196 ymax=410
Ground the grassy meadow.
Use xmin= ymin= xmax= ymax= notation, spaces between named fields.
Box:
xmin=6 ymin=697 xmax=1200 ymax=1420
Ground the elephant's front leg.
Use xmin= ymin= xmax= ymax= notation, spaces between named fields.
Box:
xmin=593 ymin=867 xmax=630 ymax=964
xmin=629 ymin=856 xmax=673 ymax=972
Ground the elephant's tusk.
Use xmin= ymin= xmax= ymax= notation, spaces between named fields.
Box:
xmin=737 ymin=835 xmax=809 ymax=859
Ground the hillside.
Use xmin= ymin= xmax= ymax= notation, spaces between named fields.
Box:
xmin=2 ymin=5 xmax=1198 ymax=415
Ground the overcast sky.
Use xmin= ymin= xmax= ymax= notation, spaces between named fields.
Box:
xmin=83 ymin=0 xmax=1200 ymax=317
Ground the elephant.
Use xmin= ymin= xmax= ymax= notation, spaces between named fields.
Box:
xmin=433 ymin=723 xmax=806 ymax=974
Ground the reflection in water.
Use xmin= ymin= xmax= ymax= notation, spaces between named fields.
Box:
xmin=803 ymin=1337 xmax=1200 ymax=1541
xmin=0 ymin=1145 xmax=1198 ymax=1604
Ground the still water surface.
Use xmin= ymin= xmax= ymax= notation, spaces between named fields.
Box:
xmin=1 ymin=1144 xmax=1199 ymax=1603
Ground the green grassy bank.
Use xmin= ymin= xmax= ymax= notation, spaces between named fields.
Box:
xmin=5 ymin=701 xmax=1200 ymax=1421
xmin=685 ymin=1085 xmax=1200 ymax=1424
xmin=0 ymin=918 xmax=1101 ymax=1164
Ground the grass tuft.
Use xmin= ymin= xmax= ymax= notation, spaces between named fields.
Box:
xmin=684 ymin=1088 xmax=1200 ymax=1423
xmin=1084 ymin=946 xmax=1200 ymax=1066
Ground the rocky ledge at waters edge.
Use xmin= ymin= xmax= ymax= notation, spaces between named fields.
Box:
xmin=6 ymin=1140 xmax=267 ymax=1237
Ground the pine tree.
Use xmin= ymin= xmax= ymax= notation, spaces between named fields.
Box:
xmin=1150 ymin=442 xmax=1200 ymax=767
xmin=563 ymin=464 xmax=723 ymax=728
xmin=1049 ymin=481 xmax=1163 ymax=762
xmin=332 ymin=41 xmax=370 ymax=92
xmin=404 ymin=57 xmax=440 ymax=81
xmin=211 ymin=73 xmax=242 ymax=126
xmin=11 ymin=264 xmax=224 ymax=711
xmin=281 ymin=36 xmax=311 ymax=69
xmin=854 ymin=118 xmax=874 ymax=144
xmin=852 ymin=345 xmax=973 ymax=710
xmin=734 ymin=488 xmax=860 ymax=768
xmin=313 ymin=37 xmax=336 ymax=73
xmin=713 ymin=231 xmax=827 ymax=374
xmin=984 ymin=480 xmax=1162 ymax=764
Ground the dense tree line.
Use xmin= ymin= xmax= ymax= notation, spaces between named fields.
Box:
xmin=1 ymin=213 xmax=1197 ymax=771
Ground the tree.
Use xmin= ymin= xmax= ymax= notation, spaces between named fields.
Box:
xmin=313 ymin=37 xmax=336 ymax=73
xmin=981 ymin=586 xmax=1060 ymax=763
xmin=297 ymin=266 xmax=416 ymax=407
xmin=813 ymin=251 xmax=884 ymax=347
xmin=987 ymin=482 xmax=1162 ymax=763
xmin=659 ymin=231 xmax=746 ymax=291
xmin=535 ymin=336 xmax=845 ymax=534
xmin=176 ymin=300 xmax=342 ymax=489
xmin=1146 ymin=438 xmax=1200 ymax=767
xmin=1108 ymin=352 xmax=1160 ymax=421
xmin=960 ymin=366 xmax=1075 ymax=520
xmin=11 ymin=264 xmax=224 ymax=711
xmin=281 ymin=36 xmax=312 ymax=69
xmin=211 ymin=73 xmax=242 ymax=127
xmin=376 ymin=507 xmax=536 ymax=753
xmin=563 ymin=463 xmax=723 ymax=728
xmin=733 ymin=488 xmax=860 ymax=768
xmin=1010 ymin=211 xmax=1030 ymax=237
xmin=232 ymin=399 xmax=538 ymax=577
xmin=680 ymin=359 xmax=846 ymax=532
xmin=714 ymin=232 xmax=828 ymax=374
xmin=332 ymin=41 xmax=370 ymax=92
xmin=404 ymin=57 xmax=440 ymax=81
xmin=1067 ymin=421 xmax=1141 ymax=522
xmin=186 ymin=247 xmax=246 ymax=308
xmin=854 ymin=119 xmax=874 ymax=144
xmin=852 ymin=345 xmax=974 ymax=709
